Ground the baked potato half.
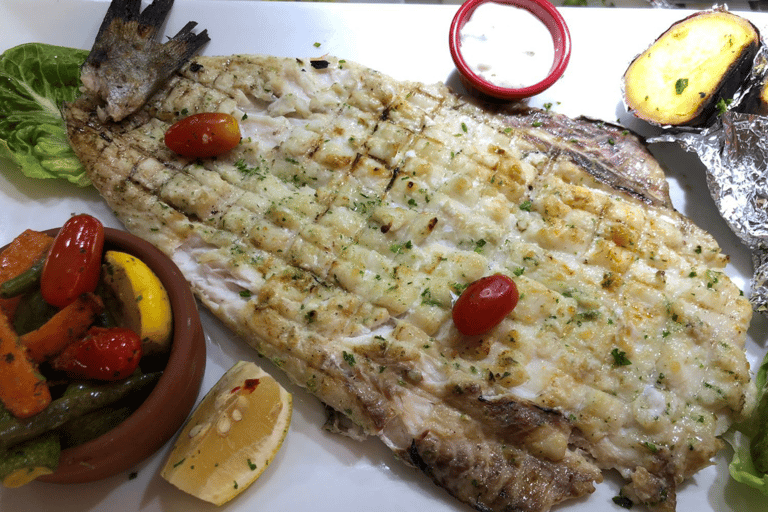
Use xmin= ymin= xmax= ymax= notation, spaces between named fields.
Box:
xmin=623 ymin=9 xmax=760 ymax=127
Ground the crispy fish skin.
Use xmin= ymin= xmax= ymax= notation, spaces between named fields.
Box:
xmin=80 ymin=0 xmax=209 ymax=122
xmin=64 ymin=53 xmax=755 ymax=512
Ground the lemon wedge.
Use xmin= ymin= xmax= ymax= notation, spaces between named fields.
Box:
xmin=161 ymin=361 xmax=292 ymax=505
xmin=102 ymin=250 xmax=172 ymax=355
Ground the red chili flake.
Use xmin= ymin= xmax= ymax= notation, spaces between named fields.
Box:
xmin=243 ymin=378 xmax=260 ymax=393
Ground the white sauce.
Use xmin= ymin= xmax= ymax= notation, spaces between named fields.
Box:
xmin=459 ymin=2 xmax=555 ymax=89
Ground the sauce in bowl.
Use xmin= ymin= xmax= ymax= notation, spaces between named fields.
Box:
xmin=449 ymin=0 xmax=571 ymax=100
xmin=459 ymin=2 xmax=554 ymax=90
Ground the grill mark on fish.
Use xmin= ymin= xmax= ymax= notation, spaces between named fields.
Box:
xmin=384 ymin=166 xmax=401 ymax=193
xmin=64 ymin=6 xmax=755 ymax=511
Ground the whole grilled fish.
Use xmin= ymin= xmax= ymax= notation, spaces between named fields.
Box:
xmin=63 ymin=2 xmax=756 ymax=511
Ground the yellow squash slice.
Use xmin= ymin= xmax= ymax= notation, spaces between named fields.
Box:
xmin=2 ymin=467 xmax=54 ymax=488
xmin=102 ymin=250 xmax=173 ymax=355
xmin=161 ymin=361 xmax=292 ymax=505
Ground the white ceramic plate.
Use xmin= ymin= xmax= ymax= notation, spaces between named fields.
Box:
xmin=0 ymin=2 xmax=767 ymax=511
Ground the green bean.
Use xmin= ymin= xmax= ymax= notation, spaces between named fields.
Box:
xmin=0 ymin=432 xmax=60 ymax=486
xmin=12 ymin=289 xmax=57 ymax=336
xmin=0 ymin=404 xmax=11 ymax=423
xmin=59 ymin=406 xmax=133 ymax=448
xmin=0 ymin=257 xmax=45 ymax=299
xmin=0 ymin=372 xmax=161 ymax=450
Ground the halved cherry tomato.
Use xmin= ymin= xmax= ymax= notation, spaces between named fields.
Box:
xmin=41 ymin=214 xmax=104 ymax=308
xmin=164 ymin=112 xmax=241 ymax=158
xmin=452 ymin=274 xmax=519 ymax=336
xmin=51 ymin=326 xmax=143 ymax=381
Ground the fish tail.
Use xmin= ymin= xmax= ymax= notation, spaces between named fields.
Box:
xmin=94 ymin=0 xmax=173 ymax=41
xmin=81 ymin=0 xmax=209 ymax=122
xmin=164 ymin=21 xmax=211 ymax=71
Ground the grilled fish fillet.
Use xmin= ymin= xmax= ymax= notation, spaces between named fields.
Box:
xmin=63 ymin=4 xmax=756 ymax=511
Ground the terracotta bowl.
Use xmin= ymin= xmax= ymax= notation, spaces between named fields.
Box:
xmin=449 ymin=0 xmax=571 ymax=100
xmin=7 ymin=227 xmax=207 ymax=484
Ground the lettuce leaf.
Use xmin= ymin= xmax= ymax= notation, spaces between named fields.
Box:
xmin=728 ymin=349 xmax=768 ymax=494
xmin=0 ymin=43 xmax=89 ymax=187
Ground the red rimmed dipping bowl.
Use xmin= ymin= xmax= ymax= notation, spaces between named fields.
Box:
xmin=449 ymin=0 xmax=572 ymax=100
xmin=5 ymin=226 xmax=207 ymax=484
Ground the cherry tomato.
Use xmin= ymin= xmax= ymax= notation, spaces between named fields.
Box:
xmin=452 ymin=274 xmax=519 ymax=336
xmin=164 ymin=112 xmax=241 ymax=158
xmin=51 ymin=326 xmax=143 ymax=381
xmin=41 ymin=214 xmax=104 ymax=308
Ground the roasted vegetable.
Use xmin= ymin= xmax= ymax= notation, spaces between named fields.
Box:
xmin=0 ymin=311 xmax=51 ymax=419
xmin=0 ymin=372 xmax=160 ymax=449
xmin=20 ymin=293 xmax=104 ymax=363
xmin=0 ymin=431 xmax=60 ymax=488
xmin=12 ymin=289 xmax=57 ymax=336
xmin=0 ymin=256 xmax=44 ymax=299
xmin=623 ymin=9 xmax=760 ymax=126
xmin=0 ymin=230 xmax=53 ymax=318
xmin=58 ymin=405 xmax=133 ymax=448
xmin=50 ymin=326 xmax=143 ymax=382
xmin=40 ymin=214 xmax=104 ymax=308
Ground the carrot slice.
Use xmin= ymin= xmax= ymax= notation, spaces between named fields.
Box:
xmin=21 ymin=293 xmax=104 ymax=363
xmin=0 ymin=311 xmax=51 ymax=419
xmin=0 ymin=230 xmax=54 ymax=318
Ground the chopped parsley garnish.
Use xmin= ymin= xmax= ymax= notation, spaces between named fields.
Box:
xmin=674 ymin=78 xmax=689 ymax=95
xmin=390 ymin=241 xmax=413 ymax=254
xmin=642 ymin=441 xmax=659 ymax=453
xmin=716 ymin=97 xmax=733 ymax=114
xmin=451 ymin=282 xmax=469 ymax=294
xmin=611 ymin=348 xmax=631 ymax=366
xmin=420 ymin=288 xmax=441 ymax=306
xmin=612 ymin=494 xmax=633 ymax=509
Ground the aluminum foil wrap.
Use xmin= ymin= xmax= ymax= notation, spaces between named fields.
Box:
xmin=651 ymin=45 xmax=768 ymax=312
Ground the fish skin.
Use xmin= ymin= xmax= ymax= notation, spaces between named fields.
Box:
xmin=64 ymin=45 xmax=755 ymax=512
xmin=80 ymin=0 xmax=209 ymax=122
xmin=500 ymin=111 xmax=672 ymax=209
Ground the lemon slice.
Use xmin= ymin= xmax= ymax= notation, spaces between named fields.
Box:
xmin=161 ymin=361 xmax=292 ymax=505
xmin=102 ymin=250 xmax=172 ymax=355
